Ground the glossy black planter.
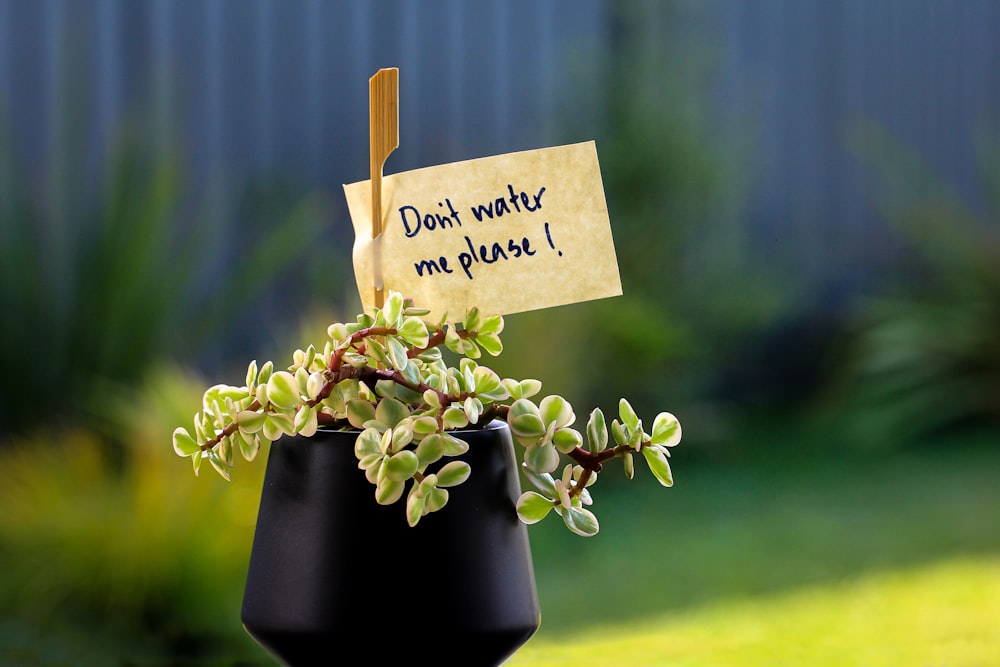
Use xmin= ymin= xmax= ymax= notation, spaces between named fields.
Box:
xmin=241 ymin=420 xmax=541 ymax=666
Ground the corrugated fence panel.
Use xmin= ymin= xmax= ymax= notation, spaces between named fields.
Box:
xmin=0 ymin=0 xmax=605 ymax=201
xmin=2 ymin=0 xmax=1000 ymax=304
xmin=718 ymin=0 xmax=1000 ymax=299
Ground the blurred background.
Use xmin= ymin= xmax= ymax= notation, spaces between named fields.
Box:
xmin=1 ymin=1 xmax=998 ymax=664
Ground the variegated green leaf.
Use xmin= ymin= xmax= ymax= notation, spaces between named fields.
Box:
xmin=397 ymin=316 xmax=429 ymax=348
xmin=435 ymin=460 xmax=471 ymax=488
xmin=587 ymin=408 xmax=608 ymax=453
xmin=642 ymin=445 xmax=674 ymax=487
xmin=415 ymin=433 xmax=445 ymax=467
xmin=422 ymin=389 xmax=442 ymax=409
xmin=355 ymin=427 xmax=382 ymax=457
xmin=207 ymin=451 xmax=232 ymax=482
xmin=236 ymin=430 xmax=260 ymax=462
xmin=650 ymin=411 xmax=682 ymax=448
xmin=219 ymin=435 xmax=234 ymax=466
xmin=479 ymin=314 xmax=503 ymax=335
xmin=263 ymin=413 xmax=294 ymax=441
xmin=618 ymin=398 xmax=640 ymax=431
xmin=406 ymin=489 xmax=427 ymax=526
xmin=245 ymin=360 xmax=259 ymax=388
xmin=326 ymin=322 xmax=349 ymax=344
xmin=463 ymin=306 xmax=482 ymax=332
xmin=294 ymin=405 xmax=318 ymax=437
xmin=383 ymin=290 xmax=405 ymax=326
xmin=611 ymin=419 xmax=627 ymax=447
xmin=522 ymin=465 xmax=558 ymax=495
xmin=440 ymin=433 xmax=469 ymax=456
xmin=387 ymin=335 xmax=410 ymax=371
xmin=425 ymin=487 xmax=449 ymax=513
xmin=294 ymin=367 xmax=310 ymax=395
xmin=475 ymin=332 xmax=503 ymax=356
xmin=172 ymin=427 xmax=200 ymax=457
xmin=376 ymin=478 xmax=405 ymax=505
xmin=375 ymin=397 xmax=409 ymax=429
xmin=411 ymin=416 xmax=439 ymax=437
xmin=539 ymin=395 xmax=575 ymax=428
xmin=384 ymin=450 xmax=419 ymax=482
xmin=524 ymin=442 xmax=560 ymax=474
xmin=267 ymin=371 xmax=300 ymax=410
xmin=237 ymin=411 xmax=266 ymax=434
xmin=257 ymin=360 xmax=274 ymax=386
xmin=463 ymin=396 xmax=481 ymax=424
xmin=552 ymin=427 xmax=582 ymax=453
xmin=561 ymin=506 xmax=599 ymax=537
xmin=306 ymin=371 xmax=326 ymax=400
xmin=347 ymin=399 xmax=376 ymax=429
xmin=516 ymin=491 xmax=555 ymax=524
xmin=442 ymin=406 xmax=469 ymax=429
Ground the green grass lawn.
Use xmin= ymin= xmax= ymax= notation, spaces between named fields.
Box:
xmin=509 ymin=556 xmax=1000 ymax=666
xmin=506 ymin=438 xmax=1000 ymax=666
xmin=1 ymin=414 xmax=997 ymax=666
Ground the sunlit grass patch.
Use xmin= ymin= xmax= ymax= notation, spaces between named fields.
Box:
xmin=509 ymin=556 xmax=1000 ymax=666
xmin=525 ymin=438 xmax=1000 ymax=632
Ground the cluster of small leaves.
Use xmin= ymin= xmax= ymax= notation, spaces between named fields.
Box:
xmin=514 ymin=399 xmax=681 ymax=536
xmin=172 ymin=291 xmax=681 ymax=535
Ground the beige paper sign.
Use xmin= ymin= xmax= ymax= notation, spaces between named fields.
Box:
xmin=344 ymin=141 xmax=621 ymax=319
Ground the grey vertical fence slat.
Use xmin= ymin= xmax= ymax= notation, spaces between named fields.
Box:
xmin=95 ymin=0 xmax=119 ymax=150
xmin=253 ymin=0 xmax=272 ymax=173
xmin=0 ymin=2 xmax=7 ymax=109
xmin=149 ymin=0 xmax=170 ymax=156
xmin=205 ymin=0 xmax=223 ymax=183
xmin=304 ymin=0 xmax=322 ymax=177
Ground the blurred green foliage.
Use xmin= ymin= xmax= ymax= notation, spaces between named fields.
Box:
xmin=829 ymin=121 xmax=1000 ymax=447
xmin=0 ymin=366 xmax=270 ymax=665
xmin=0 ymin=106 xmax=331 ymax=442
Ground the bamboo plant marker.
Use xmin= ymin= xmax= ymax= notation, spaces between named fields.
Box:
xmin=369 ymin=67 xmax=399 ymax=309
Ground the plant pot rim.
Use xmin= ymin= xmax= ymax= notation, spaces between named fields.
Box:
xmin=310 ymin=418 xmax=508 ymax=436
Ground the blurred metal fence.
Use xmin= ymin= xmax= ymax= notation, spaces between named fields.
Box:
xmin=1 ymin=0 xmax=999 ymax=298
xmin=719 ymin=0 xmax=1000 ymax=293
xmin=0 ymin=0 xmax=604 ymax=194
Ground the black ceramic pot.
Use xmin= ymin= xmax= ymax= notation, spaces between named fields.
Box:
xmin=241 ymin=419 xmax=541 ymax=666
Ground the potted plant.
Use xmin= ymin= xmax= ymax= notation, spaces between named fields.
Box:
xmin=172 ymin=290 xmax=682 ymax=666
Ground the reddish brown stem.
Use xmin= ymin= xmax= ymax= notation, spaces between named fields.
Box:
xmin=201 ymin=324 xmax=486 ymax=453
xmin=564 ymin=442 xmax=645 ymax=498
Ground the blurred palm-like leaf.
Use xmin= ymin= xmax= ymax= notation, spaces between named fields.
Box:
xmin=0 ymin=365 xmax=269 ymax=664
xmin=0 ymin=106 xmax=330 ymax=442
xmin=838 ymin=121 xmax=1000 ymax=445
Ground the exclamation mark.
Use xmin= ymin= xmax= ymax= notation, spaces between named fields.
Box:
xmin=545 ymin=222 xmax=562 ymax=256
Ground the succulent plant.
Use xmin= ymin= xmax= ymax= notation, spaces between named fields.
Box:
xmin=172 ymin=291 xmax=681 ymax=536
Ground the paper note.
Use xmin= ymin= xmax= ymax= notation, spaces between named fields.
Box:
xmin=344 ymin=141 xmax=622 ymax=320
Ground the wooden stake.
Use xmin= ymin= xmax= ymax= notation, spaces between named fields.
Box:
xmin=369 ymin=67 xmax=399 ymax=309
